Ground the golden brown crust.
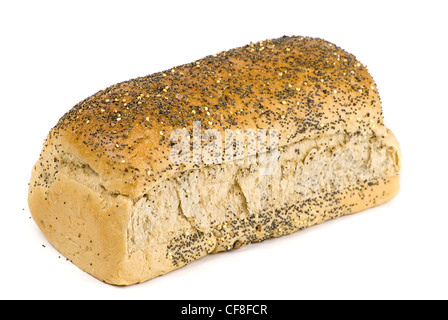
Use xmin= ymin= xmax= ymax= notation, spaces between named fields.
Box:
xmin=36 ymin=36 xmax=392 ymax=198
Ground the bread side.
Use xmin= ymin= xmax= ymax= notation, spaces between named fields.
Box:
xmin=123 ymin=131 xmax=399 ymax=284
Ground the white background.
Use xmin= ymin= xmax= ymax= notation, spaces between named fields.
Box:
xmin=1 ymin=0 xmax=447 ymax=300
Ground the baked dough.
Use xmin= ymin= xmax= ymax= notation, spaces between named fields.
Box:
xmin=28 ymin=36 xmax=401 ymax=285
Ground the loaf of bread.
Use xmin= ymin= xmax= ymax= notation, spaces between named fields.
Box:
xmin=28 ymin=35 xmax=401 ymax=285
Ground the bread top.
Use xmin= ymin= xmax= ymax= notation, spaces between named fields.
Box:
xmin=37 ymin=36 xmax=397 ymax=198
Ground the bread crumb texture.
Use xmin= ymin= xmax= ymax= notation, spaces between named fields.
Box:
xmin=28 ymin=36 xmax=401 ymax=285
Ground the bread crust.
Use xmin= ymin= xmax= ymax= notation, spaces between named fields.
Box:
xmin=28 ymin=35 xmax=401 ymax=285
xmin=36 ymin=36 xmax=396 ymax=198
